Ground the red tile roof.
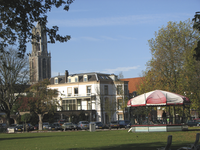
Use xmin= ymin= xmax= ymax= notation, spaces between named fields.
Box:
xmin=120 ymin=77 xmax=144 ymax=93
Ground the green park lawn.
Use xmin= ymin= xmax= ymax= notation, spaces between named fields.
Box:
xmin=0 ymin=129 xmax=200 ymax=150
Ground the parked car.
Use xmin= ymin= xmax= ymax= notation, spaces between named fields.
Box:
xmin=15 ymin=124 xmax=23 ymax=132
xmin=187 ymin=120 xmax=200 ymax=127
xmin=118 ymin=120 xmax=131 ymax=129
xmin=62 ymin=122 xmax=78 ymax=130
xmin=7 ymin=124 xmax=18 ymax=133
xmin=109 ymin=121 xmax=120 ymax=129
xmin=95 ymin=122 xmax=106 ymax=129
xmin=42 ymin=122 xmax=49 ymax=129
xmin=53 ymin=123 xmax=62 ymax=130
xmin=58 ymin=119 xmax=66 ymax=126
xmin=77 ymin=121 xmax=89 ymax=130
xmin=34 ymin=124 xmax=38 ymax=130
xmin=49 ymin=123 xmax=62 ymax=131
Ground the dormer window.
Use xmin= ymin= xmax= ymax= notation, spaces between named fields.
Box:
xmin=75 ymin=77 xmax=78 ymax=82
xmin=84 ymin=75 xmax=87 ymax=82
xmin=55 ymin=78 xmax=58 ymax=84
xmin=68 ymin=78 xmax=71 ymax=83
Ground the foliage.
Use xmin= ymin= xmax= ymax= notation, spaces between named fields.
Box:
xmin=138 ymin=19 xmax=200 ymax=112
xmin=21 ymin=113 xmax=31 ymax=123
xmin=0 ymin=0 xmax=74 ymax=58
xmin=104 ymin=97 xmax=116 ymax=122
xmin=0 ymin=48 xmax=29 ymax=125
xmin=17 ymin=79 xmax=59 ymax=130
xmin=193 ymin=12 xmax=200 ymax=60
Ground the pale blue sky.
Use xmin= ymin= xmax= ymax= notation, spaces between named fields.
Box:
xmin=27 ymin=0 xmax=200 ymax=78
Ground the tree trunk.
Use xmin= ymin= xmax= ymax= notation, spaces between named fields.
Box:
xmin=38 ymin=114 xmax=43 ymax=130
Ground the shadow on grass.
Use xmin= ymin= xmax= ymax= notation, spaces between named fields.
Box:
xmin=55 ymin=142 xmax=191 ymax=150
xmin=0 ymin=135 xmax=54 ymax=141
xmin=0 ymin=133 xmax=70 ymax=141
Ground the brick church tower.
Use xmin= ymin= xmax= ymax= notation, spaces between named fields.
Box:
xmin=29 ymin=22 xmax=51 ymax=84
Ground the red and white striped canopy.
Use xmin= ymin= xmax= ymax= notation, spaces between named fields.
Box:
xmin=127 ymin=90 xmax=190 ymax=107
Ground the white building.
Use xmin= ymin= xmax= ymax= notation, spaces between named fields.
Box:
xmin=48 ymin=71 xmax=129 ymax=123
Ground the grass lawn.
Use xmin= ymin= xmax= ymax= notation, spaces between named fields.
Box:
xmin=0 ymin=129 xmax=200 ymax=150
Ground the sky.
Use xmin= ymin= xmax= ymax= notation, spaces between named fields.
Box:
xmin=26 ymin=0 xmax=200 ymax=79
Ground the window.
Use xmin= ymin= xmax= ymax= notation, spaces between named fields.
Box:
xmin=118 ymin=114 xmax=123 ymax=120
xmin=117 ymin=85 xmax=122 ymax=95
xmin=84 ymin=76 xmax=87 ymax=82
xmin=77 ymin=99 xmax=81 ymax=110
xmin=55 ymin=78 xmax=58 ymax=84
xmin=118 ymin=99 xmax=122 ymax=110
xmin=74 ymin=87 xmax=78 ymax=96
xmin=88 ymin=101 xmax=92 ymax=110
xmin=67 ymin=87 xmax=72 ymax=96
xmin=87 ymin=86 xmax=91 ymax=96
xmin=68 ymin=78 xmax=71 ymax=83
xmin=75 ymin=77 xmax=78 ymax=82
xmin=62 ymin=99 xmax=76 ymax=110
xmin=104 ymin=85 xmax=108 ymax=95
xmin=124 ymin=85 xmax=128 ymax=95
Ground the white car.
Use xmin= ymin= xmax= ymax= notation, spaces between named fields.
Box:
xmin=42 ymin=122 xmax=49 ymax=129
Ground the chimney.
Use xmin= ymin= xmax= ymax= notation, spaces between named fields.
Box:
xmin=65 ymin=70 xmax=69 ymax=83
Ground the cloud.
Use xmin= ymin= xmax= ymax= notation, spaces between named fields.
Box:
xmin=48 ymin=13 xmax=189 ymax=27
xmin=103 ymin=66 xmax=140 ymax=74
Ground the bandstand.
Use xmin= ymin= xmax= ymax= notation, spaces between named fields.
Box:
xmin=127 ymin=90 xmax=191 ymax=132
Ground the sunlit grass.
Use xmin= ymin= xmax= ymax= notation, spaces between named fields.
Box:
xmin=0 ymin=129 xmax=200 ymax=150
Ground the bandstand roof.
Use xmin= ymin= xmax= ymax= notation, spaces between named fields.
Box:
xmin=127 ymin=90 xmax=191 ymax=107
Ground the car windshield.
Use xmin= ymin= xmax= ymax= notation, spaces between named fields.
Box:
xmin=125 ymin=121 xmax=130 ymax=124
xmin=111 ymin=121 xmax=118 ymax=124
xmin=96 ymin=122 xmax=102 ymax=125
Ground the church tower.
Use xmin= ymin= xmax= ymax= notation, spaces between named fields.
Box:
xmin=29 ymin=22 xmax=51 ymax=84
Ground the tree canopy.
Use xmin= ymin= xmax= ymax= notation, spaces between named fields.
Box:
xmin=193 ymin=12 xmax=200 ymax=60
xmin=0 ymin=0 xmax=74 ymax=58
xmin=17 ymin=79 xmax=59 ymax=130
xmin=138 ymin=19 xmax=200 ymax=111
xmin=0 ymin=48 xmax=29 ymax=125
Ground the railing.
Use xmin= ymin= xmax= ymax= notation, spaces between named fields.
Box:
xmin=130 ymin=117 xmax=189 ymax=125
xmin=66 ymin=93 xmax=96 ymax=97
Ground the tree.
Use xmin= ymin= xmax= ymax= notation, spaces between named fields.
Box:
xmin=21 ymin=113 xmax=31 ymax=132
xmin=23 ymin=79 xmax=59 ymax=130
xmin=118 ymin=71 xmax=124 ymax=79
xmin=0 ymin=48 xmax=29 ymax=126
xmin=0 ymin=0 xmax=74 ymax=58
xmin=104 ymin=97 xmax=116 ymax=122
xmin=193 ymin=12 xmax=200 ymax=60
xmin=138 ymin=19 xmax=200 ymax=113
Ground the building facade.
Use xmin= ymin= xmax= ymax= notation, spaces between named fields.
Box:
xmin=48 ymin=71 xmax=129 ymax=124
xmin=29 ymin=22 xmax=51 ymax=84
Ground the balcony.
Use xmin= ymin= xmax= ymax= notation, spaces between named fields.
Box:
xmin=64 ymin=93 xmax=96 ymax=99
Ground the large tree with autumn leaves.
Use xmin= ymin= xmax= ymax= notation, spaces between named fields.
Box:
xmin=17 ymin=79 xmax=59 ymax=130
xmin=138 ymin=19 xmax=200 ymax=112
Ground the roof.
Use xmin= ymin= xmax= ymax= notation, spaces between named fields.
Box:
xmin=49 ymin=72 xmax=117 ymax=84
xmin=120 ymin=77 xmax=144 ymax=93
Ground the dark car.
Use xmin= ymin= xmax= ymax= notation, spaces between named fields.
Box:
xmin=187 ymin=120 xmax=200 ymax=127
xmin=49 ymin=123 xmax=62 ymax=131
xmin=95 ymin=122 xmax=106 ymax=129
xmin=77 ymin=121 xmax=89 ymax=130
xmin=15 ymin=124 xmax=23 ymax=132
xmin=34 ymin=124 xmax=38 ymax=130
xmin=109 ymin=121 xmax=120 ymax=129
xmin=118 ymin=120 xmax=131 ymax=129
xmin=58 ymin=119 xmax=66 ymax=126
